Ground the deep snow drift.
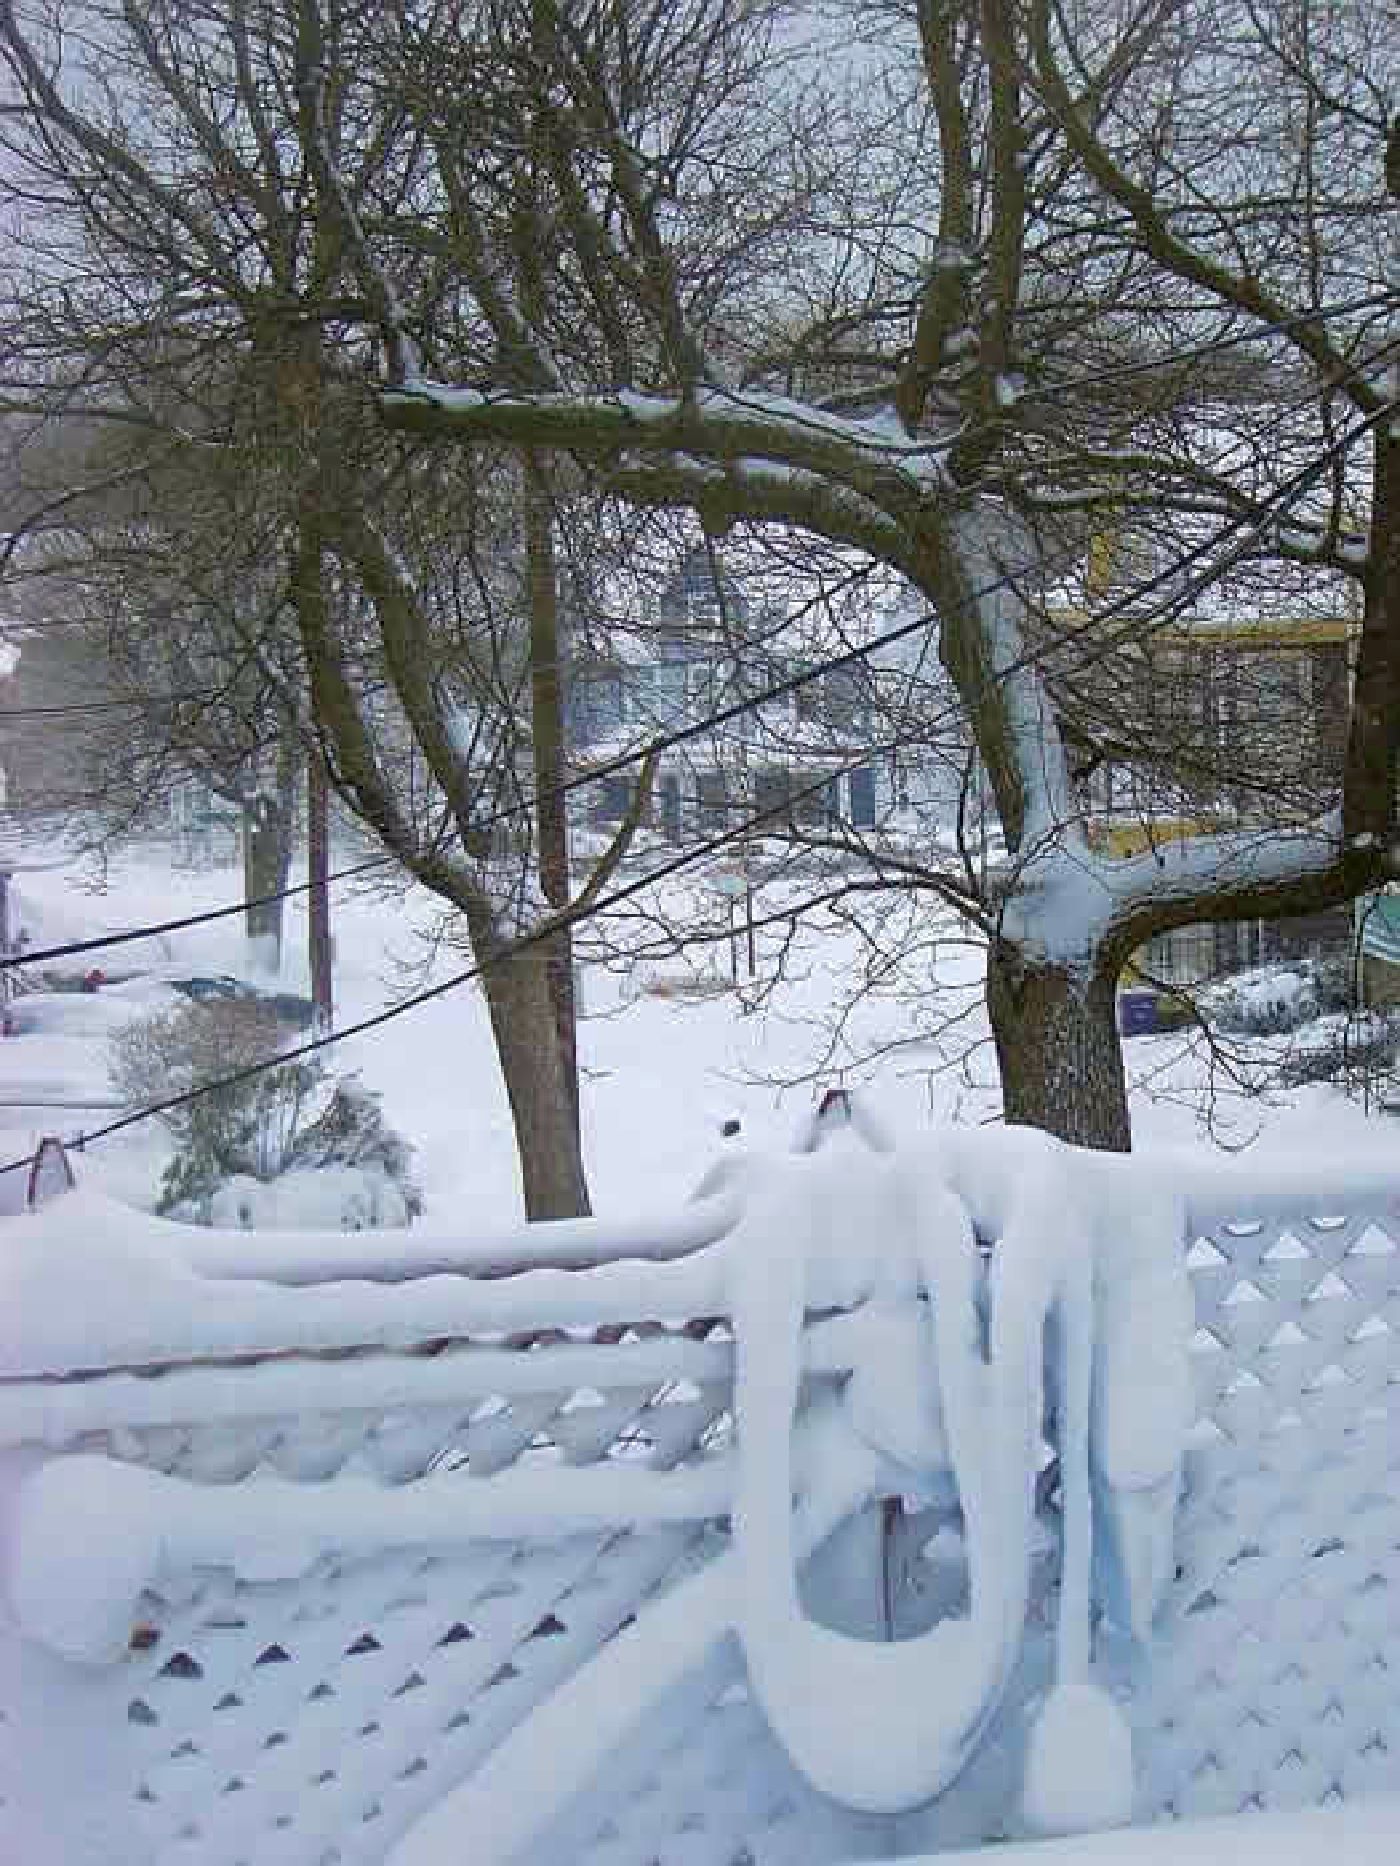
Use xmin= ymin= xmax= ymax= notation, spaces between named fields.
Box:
xmin=2 ymin=841 xmax=1395 ymax=1230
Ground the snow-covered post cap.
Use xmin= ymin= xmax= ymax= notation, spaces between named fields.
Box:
xmin=26 ymin=1136 xmax=74 ymax=1212
xmin=792 ymin=1086 xmax=895 ymax=1155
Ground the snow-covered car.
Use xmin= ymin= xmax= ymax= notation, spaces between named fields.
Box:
xmin=168 ymin=975 xmax=316 ymax=1028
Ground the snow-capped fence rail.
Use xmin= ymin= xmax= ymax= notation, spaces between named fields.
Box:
xmin=1 ymin=1130 xmax=1398 ymax=1866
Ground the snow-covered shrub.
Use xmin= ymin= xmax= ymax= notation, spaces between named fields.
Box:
xmin=208 ymin=1165 xmax=412 ymax=1231
xmin=286 ymin=1075 xmax=423 ymax=1217
xmin=109 ymin=1006 xmax=420 ymax=1223
xmin=1276 ymin=1010 xmax=1400 ymax=1088
xmin=1203 ymin=957 xmax=1353 ymax=1038
xmin=110 ymin=999 xmax=322 ymax=1212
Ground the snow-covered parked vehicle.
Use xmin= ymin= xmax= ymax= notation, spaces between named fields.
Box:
xmin=168 ymin=972 xmax=316 ymax=1028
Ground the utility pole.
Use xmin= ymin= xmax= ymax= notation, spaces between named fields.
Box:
xmin=307 ymin=747 xmax=333 ymax=1030
xmin=0 ymin=867 xmax=12 ymax=1035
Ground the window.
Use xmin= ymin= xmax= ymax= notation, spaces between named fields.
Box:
xmin=754 ymin=766 xmax=791 ymax=827
xmin=744 ymin=655 xmax=789 ymax=717
xmin=589 ymin=775 xmax=634 ymax=827
xmin=697 ymin=770 xmax=731 ymax=833
xmin=1140 ymin=923 xmax=1219 ymax=987
xmin=787 ymin=772 xmax=836 ymax=829
xmin=795 ymin=662 xmax=822 ymax=725
xmin=1085 ymin=525 xmax=1157 ymax=603
xmin=848 ymin=765 xmax=877 ymax=828
xmin=825 ymin=665 xmax=869 ymax=734
xmin=661 ymin=662 xmax=689 ymax=720
xmin=639 ymin=662 xmax=687 ymax=727
xmin=575 ymin=672 xmax=624 ymax=741
xmin=659 ymin=773 xmax=682 ymax=843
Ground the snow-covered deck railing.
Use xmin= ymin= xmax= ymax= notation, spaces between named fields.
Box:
xmin=1 ymin=1130 xmax=1398 ymax=1866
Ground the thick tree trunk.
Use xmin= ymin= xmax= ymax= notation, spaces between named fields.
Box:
xmin=986 ymin=943 xmax=1131 ymax=1151
xmin=481 ymin=942 xmax=592 ymax=1220
xmin=307 ymin=746 xmax=333 ymax=1030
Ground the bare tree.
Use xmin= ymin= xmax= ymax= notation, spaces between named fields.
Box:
xmin=3 ymin=0 xmax=1395 ymax=1160
xmin=0 ymin=405 xmax=314 ymax=969
xmin=0 ymin=0 xmax=655 ymax=1214
xmin=355 ymin=0 xmax=1396 ymax=1149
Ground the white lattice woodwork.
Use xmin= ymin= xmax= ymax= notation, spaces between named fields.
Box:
xmin=1128 ymin=1205 xmax=1400 ymax=1826
xmin=2 ymin=1190 xmax=1398 ymax=1864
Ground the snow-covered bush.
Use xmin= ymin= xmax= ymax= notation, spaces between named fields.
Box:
xmin=286 ymin=1075 xmax=423 ymax=1216
xmin=110 ymin=999 xmax=321 ymax=1212
xmin=1202 ymin=957 xmax=1353 ymax=1038
xmin=109 ymin=1003 xmax=421 ymax=1223
xmin=208 ymin=1164 xmax=413 ymax=1231
xmin=1276 ymin=1010 xmax=1400 ymax=1089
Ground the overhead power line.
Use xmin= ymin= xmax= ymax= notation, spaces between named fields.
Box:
xmin=1 ymin=570 xmax=959 ymax=971
xmin=0 ymin=319 xmax=1388 ymax=1179
xmin=1 ymin=389 xmax=1384 ymax=1183
xmin=5 ymin=355 xmax=1387 ymax=977
xmin=3 ymin=851 xmax=399 ymax=970
xmin=0 ymin=690 xmax=219 ymax=719
xmin=0 ymin=396 xmax=1385 ymax=1179
xmin=1017 ymin=289 xmax=1397 ymax=407
xmin=0 ymin=750 xmax=907 ymax=1178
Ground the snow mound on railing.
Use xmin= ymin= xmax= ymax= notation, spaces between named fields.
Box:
xmin=3 ymin=1126 xmax=1211 ymax=1845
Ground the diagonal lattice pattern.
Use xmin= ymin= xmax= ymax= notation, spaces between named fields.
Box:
xmin=121 ymin=1528 xmax=703 ymax=1866
xmin=516 ymin=1204 xmax=1400 ymax=1860
xmin=1121 ymin=1205 xmax=1400 ymax=1827
xmin=56 ymin=1319 xmax=736 ymax=1488
xmin=2 ymin=1199 xmax=1397 ymax=1863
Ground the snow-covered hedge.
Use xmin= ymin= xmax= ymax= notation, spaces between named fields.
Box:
xmin=1199 ymin=957 xmax=1353 ymax=1037
xmin=110 ymin=1001 xmax=422 ymax=1226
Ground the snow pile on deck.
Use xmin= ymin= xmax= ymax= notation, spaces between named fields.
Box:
xmin=1 ymin=1127 xmax=1194 ymax=1852
xmin=720 ymin=1126 xmax=1191 ymax=1829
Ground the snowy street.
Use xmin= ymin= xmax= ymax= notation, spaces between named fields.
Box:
xmin=3 ymin=841 xmax=1398 ymax=1228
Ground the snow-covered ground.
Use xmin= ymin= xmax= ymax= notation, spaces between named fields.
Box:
xmin=2 ymin=837 xmax=1396 ymax=1226
xmin=4 ymin=840 xmax=1399 ymax=1866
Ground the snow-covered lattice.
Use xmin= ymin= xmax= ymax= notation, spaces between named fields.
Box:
xmin=1126 ymin=1202 xmax=1400 ymax=1825
xmin=119 ymin=1531 xmax=703 ymax=1866
xmin=2 ymin=1145 xmax=1399 ymax=1866
xmin=0 ymin=1308 xmax=750 ymax=1866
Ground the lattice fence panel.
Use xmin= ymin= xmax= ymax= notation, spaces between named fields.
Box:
xmin=1122 ymin=1204 xmax=1400 ymax=1826
xmin=4 ymin=1199 xmax=1399 ymax=1866
xmin=524 ymin=1635 xmax=889 ymax=1866
xmin=516 ymin=1203 xmax=1400 ymax=1861
xmin=1 ymin=1318 xmax=742 ymax=1866
xmin=116 ymin=1527 xmax=702 ymax=1866
xmin=54 ymin=1321 xmax=737 ymax=1488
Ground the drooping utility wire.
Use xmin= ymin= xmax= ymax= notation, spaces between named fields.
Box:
xmin=5 ymin=289 xmax=1388 ymax=964
xmin=0 ymin=690 xmax=219 ymax=719
xmin=0 ymin=750 xmax=904 ymax=1177
xmin=5 ymin=363 xmax=1387 ymax=977
xmin=0 ymin=385 xmax=1382 ymax=1183
xmin=0 ymin=329 xmax=1390 ymax=1173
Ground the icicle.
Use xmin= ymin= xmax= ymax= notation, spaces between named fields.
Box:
xmin=1023 ymin=1240 xmax=1135 ymax=1835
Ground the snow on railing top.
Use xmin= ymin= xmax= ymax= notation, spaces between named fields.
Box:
xmin=4 ymin=1133 xmax=1400 ymax=1379
xmin=2 ymin=1125 xmax=1197 ymax=1835
xmin=2 ymin=1120 xmax=1400 ymax=1865
xmin=0 ymin=1185 xmax=740 ymax=1379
